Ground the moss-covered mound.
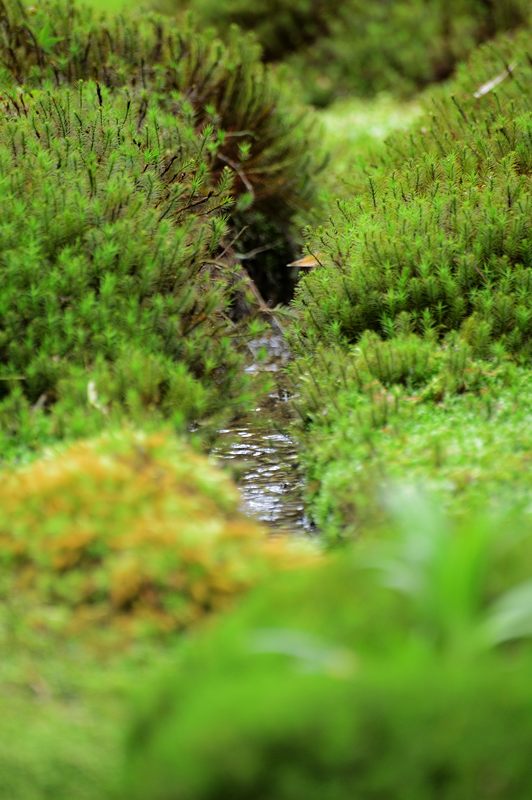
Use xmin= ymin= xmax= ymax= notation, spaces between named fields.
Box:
xmin=0 ymin=82 xmax=252 ymax=450
xmin=0 ymin=429 xmax=313 ymax=637
xmin=294 ymin=358 xmax=531 ymax=540
xmin=292 ymin=30 xmax=531 ymax=357
xmin=0 ymin=0 xmax=323 ymax=222
xmin=125 ymin=496 xmax=532 ymax=799
xmin=164 ymin=0 xmax=529 ymax=104
xmin=286 ymin=31 xmax=531 ymax=540
xmin=0 ymin=0 xmax=325 ymax=443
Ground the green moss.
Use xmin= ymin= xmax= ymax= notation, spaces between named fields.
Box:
xmin=0 ymin=609 xmax=180 ymax=800
xmin=0 ymin=425 xmax=315 ymax=800
xmin=319 ymin=95 xmax=422 ymax=184
xmin=292 ymin=30 xmax=531 ymax=357
xmin=163 ymin=0 xmax=530 ymax=104
xmin=0 ymin=82 xmax=252 ymax=446
xmin=288 ymin=31 xmax=531 ymax=540
xmin=295 ymin=361 xmax=531 ymax=540
xmin=0 ymin=0 xmax=324 ymax=224
xmin=0 ymin=1 xmax=326 ymax=438
xmin=125 ymin=497 xmax=532 ymax=799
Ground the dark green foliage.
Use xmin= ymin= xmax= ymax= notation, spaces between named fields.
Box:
xmin=0 ymin=0 xmax=323 ymax=221
xmin=162 ymin=0 xmax=329 ymax=62
xmin=292 ymin=31 xmax=532 ymax=359
xmin=125 ymin=497 xmax=532 ymax=799
xmin=0 ymin=82 xmax=248 ymax=447
xmin=164 ymin=0 xmax=530 ymax=104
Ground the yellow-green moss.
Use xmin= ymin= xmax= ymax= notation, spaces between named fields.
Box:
xmin=0 ymin=429 xmax=314 ymax=638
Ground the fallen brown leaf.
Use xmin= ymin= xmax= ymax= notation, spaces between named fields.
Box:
xmin=287 ymin=254 xmax=322 ymax=268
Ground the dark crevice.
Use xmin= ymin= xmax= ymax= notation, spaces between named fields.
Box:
xmin=233 ymin=211 xmax=301 ymax=307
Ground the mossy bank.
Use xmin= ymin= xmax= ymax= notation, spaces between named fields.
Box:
xmin=288 ymin=28 xmax=531 ymax=541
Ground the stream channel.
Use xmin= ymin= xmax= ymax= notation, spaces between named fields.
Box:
xmin=212 ymin=330 xmax=313 ymax=534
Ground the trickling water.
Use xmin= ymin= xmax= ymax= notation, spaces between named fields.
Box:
xmin=214 ymin=411 xmax=312 ymax=532
xmin=213 ymin=329 xmax=313 ymax=533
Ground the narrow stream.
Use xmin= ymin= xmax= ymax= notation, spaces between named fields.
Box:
xmin=214 ymin=405 xmax=312 ymax=533
xmin=213 ymin=331 xmax=313 ymax=533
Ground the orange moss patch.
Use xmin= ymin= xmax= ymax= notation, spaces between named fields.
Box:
xmin=0 ymin=430 xmax=315 ymax=637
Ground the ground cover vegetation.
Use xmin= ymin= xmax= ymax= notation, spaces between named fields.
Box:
xmin=293 ymin=30 xmax=532 ymax=354
xmin=0 ymin=428 xmax=314 ymax=800
xmin=289 ymin=28 xmax=532 ymax=539
xmin=1 ymin=0 xmax=531 ymax=798
xmin=126 ymin=493 xmax=532 ymax=799
xmin=318 ymin=95 xmax=422 ymax=188
xmin=0 ymin=82 xmax=246 ymax=452
xmin=0 ymin=429 xmax=312 ymax=638
xmin=0 ymin=0 xmax=322 ymax=794
xmin=0 ymin=0 xmax=323 ymax=221
xmin=0 ymin=0 xmax=325 ymax=456
xmin=162 ymin=0 xmax=530 ymax=104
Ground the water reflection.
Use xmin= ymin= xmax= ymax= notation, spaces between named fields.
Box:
xmin=214 ymin=327 xmax=313 ymax=533
xmin=214 ymin=417 xmax=312 ymax=533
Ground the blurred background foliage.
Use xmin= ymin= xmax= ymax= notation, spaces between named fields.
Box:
xmin=127 ymin=493 xmax=532 ymax=800
xmin=159 ymin=0 xmax=530 ymax=104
